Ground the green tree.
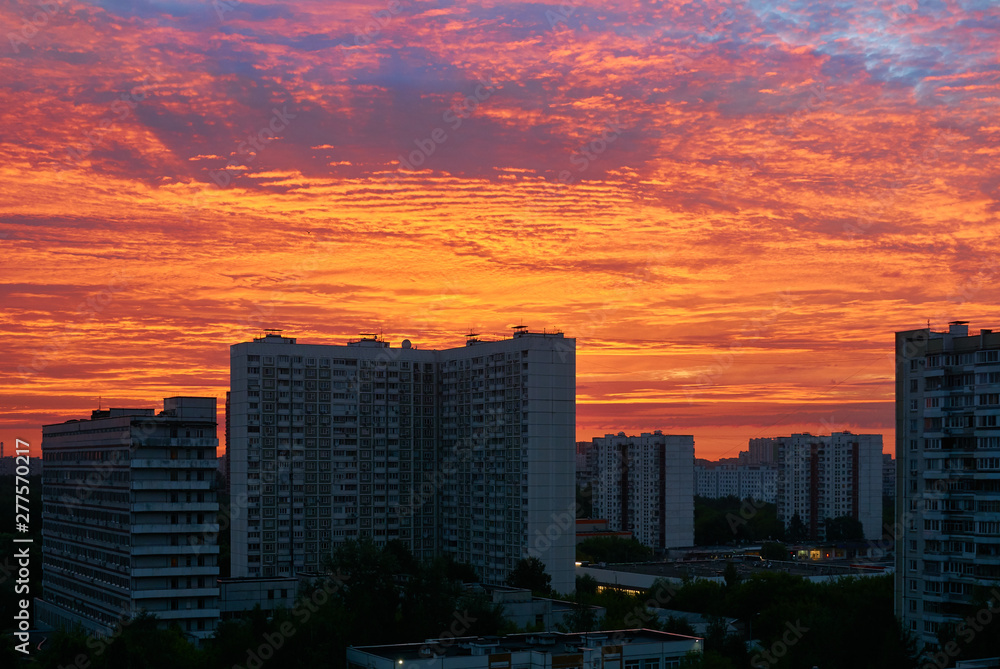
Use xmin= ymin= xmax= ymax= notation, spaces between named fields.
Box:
xmin=576 ymin=574 xmax=599 ymax=597
xmin=760 ymin=541 xmax=787 ymax=561
xmin=577 ymin=484 xmax=593 ymax=518
xmin=723 ymin=561 xmax=741 ymax=590
xmin=557 ymin=600 xmax=601 ymax=633
xmin=824 ymin=515 xmax=865 ymax=541
xmin=577 ymin=536 xmax=653 ymax=563
xmin=663 ymin=615 xmax=697 ymax=637
xmin=506 ymin=557 xmax=552 ymax=595
xmin=787 ymin=512 xmax=809 ymax=541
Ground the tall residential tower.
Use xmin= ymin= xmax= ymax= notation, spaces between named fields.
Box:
xmin=228 ymin=330 xmax=576 ymax=593
xmin=895 ymin=322 xmax=1000 ymax=645
xmin=590 ymin=432 xmax=695 ymax=550
xmin=759 ymin=432 xmax=882 ymax=540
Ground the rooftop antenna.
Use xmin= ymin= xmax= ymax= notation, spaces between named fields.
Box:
xmin=99 ymin=396 xmax=102 ymax=410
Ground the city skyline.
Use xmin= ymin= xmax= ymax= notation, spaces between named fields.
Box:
xmin=3 ymin=0 xmax=999 ymax=460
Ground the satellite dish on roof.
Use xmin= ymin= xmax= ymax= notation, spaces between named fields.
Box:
xmin=402 ymin=339 xmax=412 ymax=349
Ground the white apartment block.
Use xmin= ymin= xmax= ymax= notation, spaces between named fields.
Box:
xmin=758 ymin=432 xmax=882 ymax=540
xmin=694 ymin=461 xmax=777 ymax=503
xmin=591 ymin=432 xmax=694 ymax=550
xmin=38 ymin=397 xmax=221 ymax=641
xmin=895 ymin=322 xmax=1000 ymax=646
xmin=228 ymin=329 xmax=576 ymax=594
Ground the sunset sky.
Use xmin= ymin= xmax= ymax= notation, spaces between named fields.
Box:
xmin=1 ymin=0 xmax=998 ymax=460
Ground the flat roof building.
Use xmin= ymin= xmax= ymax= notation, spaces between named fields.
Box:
xmin=229 ymin=329 xmax=576 ymax=593
xmin=895 ymin=322 xmax=1000 ymax=646
xmin=590 ymin=432 xmax=694 ymax=551
xmin=37 ymin=397 xmax=221 ymax=641
xmin=347 ymin=629 xmax=703 ymax=669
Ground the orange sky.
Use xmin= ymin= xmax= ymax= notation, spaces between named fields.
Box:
xmin=2 ymin=0 xmax=999 ymax=461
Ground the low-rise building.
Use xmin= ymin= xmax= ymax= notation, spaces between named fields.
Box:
xmin=347 ymin=629 xmax=703 ymax=669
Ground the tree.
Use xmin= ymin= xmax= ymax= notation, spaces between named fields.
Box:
xmin=577 ymin=536 xmax=653 ymax=563
xmin=506 ymin=557 xmax=552 ymax=595
xmin=723 ymin=561 xmax=741 ymax=590
xmin=760 ymin=541 xmax=787 ymax=561
xmin=576 ymin=574 xmax=599 ymax=597
xmin=577 ymin=484 xmax=593 ymax=518
xmin=663 ymin=615 xmax=697 ymax=637
xmin=558 ymin=600 xmax=601 ymax=633
xmin=787 ymin=513 xmax=808 ymax=541
xmin=824 ymin=515 xmax=865 ymax=541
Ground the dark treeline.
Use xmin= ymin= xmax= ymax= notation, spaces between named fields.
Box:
xmin=18 ymin=538 xmax=511 ymax=669
xmin=8 ymin=536 xmax=998 ymax=669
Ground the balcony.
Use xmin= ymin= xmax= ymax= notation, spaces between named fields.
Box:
xmin=131 ymin=459 xmax=219 ymax=469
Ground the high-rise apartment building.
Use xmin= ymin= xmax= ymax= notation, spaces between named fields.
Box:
xmin=228 ymin=330 xmax=576 ymax=593
xmin=895 ymin=322 xmax=1000 ymax=645
xmin=590 ymin=432 xmax=694 ymax=550
xmin=37 ymin=397 xmax=220 ymax=640
xmin=883 ymin=453 xmax=896 ymax=499
xmin=694 ymin=461 xmax=777 ymax=503
xmin=757 ymin=432 xmax=882 ymax=540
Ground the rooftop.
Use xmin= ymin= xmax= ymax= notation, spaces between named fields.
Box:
xmin=352 ymin=629 xmax=699 ymax=661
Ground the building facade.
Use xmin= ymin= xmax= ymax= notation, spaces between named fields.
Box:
xmin=883 ymin=453 xmax=896 ymax=499
xmin=37 ymin=397 xmax=220 ymax=641
xmin=895 ymin=322 xmax=1000 ymax=645
xmin=758 ymin=432 xmax=882 ymax=540
xmin=694 ymin=461 xmax=777 ymax=503
xmin=590 ymin=432 xmax=694 ymax=550
xmin=228 ymin=330 xmax=576 ymax=593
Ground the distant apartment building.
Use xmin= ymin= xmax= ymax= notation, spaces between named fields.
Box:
xmin=228 ymin=329 xmax=576 ymax=594
xmin=748 ymin=437 xmax=780 ymax=465
xmin=591 ymin=432 xmax=694 ymax=550
xmin=895 ymin=322 xmax=1000 ymax=646
xmin=694 ymin=459 xmax=777 ymax=503
xmin=576 ymin=440 xmax=597 ymax=489
xmin=757 ymin=432 xmax=882 ymax=540
xmin=37 ymin=397 xmax=220 ymax=641
xmin=883 ymin=453 xmax=896 ymax=499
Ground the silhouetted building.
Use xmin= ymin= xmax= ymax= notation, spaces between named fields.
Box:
xmin=228 ymin=330 xmax=576 ymax=593
xmin=895 ymin=322 xmax=1000 ymax=645
xmin=37 ymin=397 xmax=220 ymax=641
xmin=347 ymin=629 xmax=703 ymax=669
xmin=883 ymin=453 xmax=895 ymax=499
